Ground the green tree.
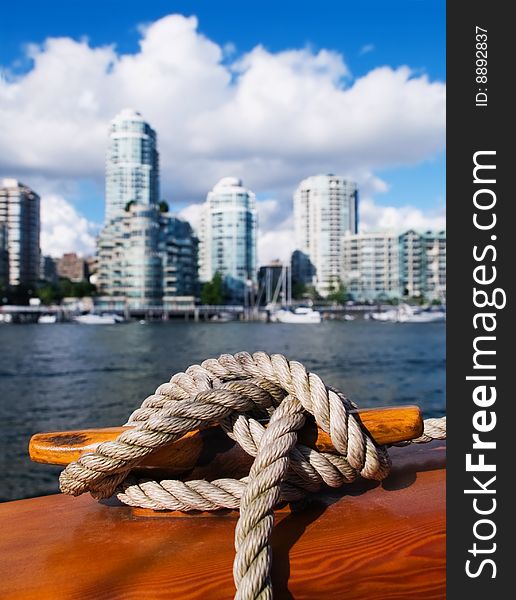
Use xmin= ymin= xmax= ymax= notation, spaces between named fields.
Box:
xmin=36 ymin=278 xmax=96 ymax=304
xmin=304 ymin=285 xmax=320 ymax=302
xmin=73 ymin=280 xmax=96 ymax=297
xmin=201 ymin=272 xmax=225 ymax=305
xmin=415 ymin=294 xmax=427 ymax=306
xmin=37 ymin=285 xmax=57 ymax=306
xmin=58 ymin=278 xmax=75 ymax=298
xmin=292 ymin=281 xmax=306 ymax=300
xmin=327 ymin=279 xmax=347 ymax=304
xmin=159 ymin=200 xmax=169 ymax=213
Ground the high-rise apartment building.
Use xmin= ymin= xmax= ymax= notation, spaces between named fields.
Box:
xmin=342 ymin=232 xmax=401 ymax=301
xmin=199 ymin=177 xmax=257 ymax=300
xmin=294 ymin=174 xmax=358 ymax=297
xmin=40 ymin=255 xmax=58 ymax=284
xmin=290 ymin=250 xmax=316 ymax=289
xmin=399 ymin=230 xmax=424 ymax=298
xmin=0 ymin=222 xmax=8 ymax=285
xmin=97 ymin=203 xmax=163 ymax=307
xmin=0 ymin=179 xmax=40 ymax=286
xmin=341 ymin=230 xmax=446 ymax=302
xmin=97 ymin=204 xmax=198 ymax=309
xmin=97 ymin=110 xmax=198 ymax=308
xmin=121 ymin=204 xmax=163 ymax=305
xmin=105 ymin=109 xmax=159 ymax=222
xmin=161 ymin=217 xmax=199 ymax=304
xmin=422 ymin=230 xmax=446 ymax=301
xmin=399 ymin=230 xmax=446 ymax=301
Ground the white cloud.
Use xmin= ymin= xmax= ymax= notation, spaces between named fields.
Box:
xmin=0 ymin=14 xmax=445 ymax=195
xmin=177 ymin=202 xmax=203 ymax=234
xmin=0 ymin=14 xmax=446 ymax=258
xmin=256 ymin=198 xmax=294 ymax=264
xmin=258 ymin=228 xmax=295 ymax=265
xmin=360 ymin=197 xmax=446 ymax=233
xmin=40 ymin=195 xmax=98 ymax=257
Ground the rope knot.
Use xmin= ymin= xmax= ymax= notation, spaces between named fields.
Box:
xmin=58 ymin=351 xmax=441 ymax=600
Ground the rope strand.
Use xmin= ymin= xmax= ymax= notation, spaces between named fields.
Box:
xmin=59 ymin=351 xmax=446 ymax=600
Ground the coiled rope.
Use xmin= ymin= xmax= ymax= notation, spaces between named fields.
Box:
xmin=59 ymin=351 xmax=446 ymax=600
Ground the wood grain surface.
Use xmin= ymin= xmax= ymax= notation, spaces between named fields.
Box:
xmin=0 ymin=440 xmax=446 ymax=600
xmin=29 ymin=405 xmax=424 ymax=472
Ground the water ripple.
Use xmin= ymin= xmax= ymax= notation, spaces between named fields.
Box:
xmin=0 ymin=320 xmax=445 ymax=502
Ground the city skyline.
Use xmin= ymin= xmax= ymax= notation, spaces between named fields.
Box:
xmin=0 ymin=3 xmax=446 ymax=263
xmin=0 ymin=103 xmax=446 ymax=266
xmin=0 ymin=161 xmax=447 ymax=304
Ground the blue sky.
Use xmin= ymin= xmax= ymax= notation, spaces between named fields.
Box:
xmin=0 ymin=1 xmax=445 ymax=260
xmin=0 ymin=1 xmax=445 ymax=79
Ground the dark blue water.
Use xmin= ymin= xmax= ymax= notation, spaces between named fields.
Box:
xmin=0 ymin=320 xmax=445 ymax=502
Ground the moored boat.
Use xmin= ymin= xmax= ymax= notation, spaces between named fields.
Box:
xmin=210 ymin=311 xmax=236 ymax=322
xmin=271 ymin=306 xmax=322 ymax=324
xmin=369 ymin=303 xmax=446 ymax=323
xmin=37 ymin=314 xmax=57 ymax=324
xmin=74 ymin=313 xmax=125 ymax=325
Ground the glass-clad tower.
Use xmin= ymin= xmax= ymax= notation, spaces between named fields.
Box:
xmin=105 ymin=109 xmax=159 ymax=222
xmin=0 ymin=222 xmax=8 ymax=284
xmin=199 ymin=177 xmax=257 ymax=300
xmin=0 ymin=178 xmax=40 ymax=286
xmin=342 ymin=231 xmax=400 ymax=301
xmin=97 ymin=110 xmax=199 ymax=308
xmin=294 ymin=174 xmax=358 ymax=297
xmin=399 ymin=229 xmax=446 ymax=301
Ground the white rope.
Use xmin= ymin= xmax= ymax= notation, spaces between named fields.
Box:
xmin=59 ymin=351 xmax=445 ymax=599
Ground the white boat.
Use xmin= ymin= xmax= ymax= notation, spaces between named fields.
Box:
xmin=38 ymin=315 xmax=57 ymax=324
xmin=210 ymin=311 xmax=235 ymax=322
xmin=271 ymin=306 xmax=322 ymax=324
xmin=369 ymin=304 xmax=445 ymax=323
xmin=402 ymin=309 xmax=446 ymax=323
xmin=74 ymin=313 xmax=125 ymax=325
xmin=369 ymin=309 xmax=398 ymax=322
